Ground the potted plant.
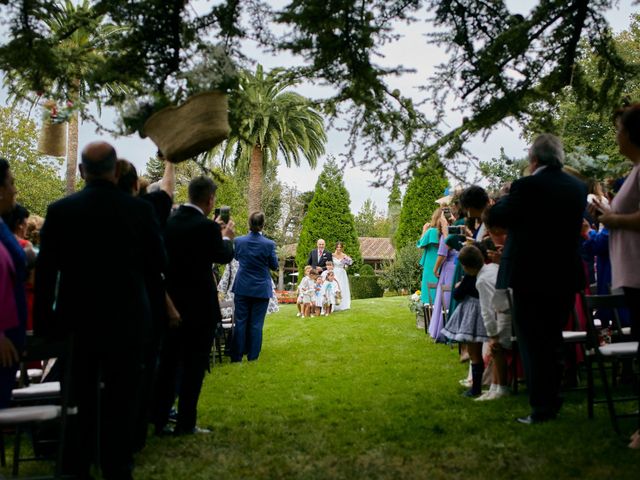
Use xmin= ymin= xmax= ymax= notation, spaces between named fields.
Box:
xmin=117 ymin=44 xmax=238 ymax=163
xmin=37 ymin=99 xmax=75 ymax=157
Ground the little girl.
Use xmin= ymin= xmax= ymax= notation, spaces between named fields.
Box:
xmin=441 ymin=245 xmax=490 ymax=397
xmin=322 ymin=271 xmax=340 ymax=316
xmin=313 ymin=275 xmax=324 ymax=316
xmin=298 ymin=266 xmax=315 ymax=318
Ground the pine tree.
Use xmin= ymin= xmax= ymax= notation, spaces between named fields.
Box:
xmin=394 ymin=161 xmax=448 ymax=248
xmin=295 ymin=158 xmax=362 ymax=272
xmin=144 ymin=155 xmax=164 ymax=182
xmin=386 ymin=174 xmax=402 ymax=239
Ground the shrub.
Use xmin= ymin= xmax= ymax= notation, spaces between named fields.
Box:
xmin=350 ymin=275 xmax=384 ymax=299
xmin=360 ymin=264 xmax=375 ymax=275
xmin=378 ymin=244 xmax=422 ymax=294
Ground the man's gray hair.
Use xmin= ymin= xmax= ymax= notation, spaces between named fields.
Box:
xmin=530 ymin=133 xmax=564 ymax=169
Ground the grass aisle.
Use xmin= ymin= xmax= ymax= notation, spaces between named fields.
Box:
xmin=137 ymin=297 xmax=638 ymax=479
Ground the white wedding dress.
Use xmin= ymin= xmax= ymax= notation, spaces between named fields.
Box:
xmin=332 ymin=257 xmax=351 ymax=311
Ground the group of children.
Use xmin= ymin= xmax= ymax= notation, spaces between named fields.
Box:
xmin=439 ymin=210 xmax=513 ymax=401
xmin=296 ymin=261 xmax=342 ymax=317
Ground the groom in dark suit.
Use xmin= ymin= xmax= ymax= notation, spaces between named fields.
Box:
xmin=153 ymin=176 xmax=234 ymax=435
xmin=307 ymin=238 xmax=332 ymax=273
xmin=491 ymin=133 xmax=586 ymax=424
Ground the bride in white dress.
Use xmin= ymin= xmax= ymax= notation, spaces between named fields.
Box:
xmin=331 ymin=241 xmax=352 ymax=311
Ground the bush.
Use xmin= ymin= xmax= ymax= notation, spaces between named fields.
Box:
xmin=350 ymin=275 xmax=384 ymax=299
xmin=360 ymin=264 xmax=375 ymax=275
xmin=378 ymin=244 xmax=422 ymax=294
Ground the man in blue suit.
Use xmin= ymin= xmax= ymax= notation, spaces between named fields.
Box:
xmin=231 ymin=212 xmax=279 ymax=362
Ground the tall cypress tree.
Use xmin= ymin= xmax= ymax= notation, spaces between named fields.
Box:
xmin=386 ymin=174 xmax=402 ymax=240
xmin=296 ymin=158 xmax=362 ymax=272
xmin=394 ymin=160 xmax=448 ymax=248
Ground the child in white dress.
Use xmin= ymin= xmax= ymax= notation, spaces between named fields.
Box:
xmin=322 ymin=271 xmax=340 ymax=316
xmin=313 ymin=275 xmax=324 ymax=316
xmin=298 ymin=266 xmax=315 ymax=318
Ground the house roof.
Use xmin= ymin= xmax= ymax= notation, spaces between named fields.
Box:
xmin=282 ymin=237 xmax=395 ymax=261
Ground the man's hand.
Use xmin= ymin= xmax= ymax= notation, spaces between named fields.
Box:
xmin=487 ymin=245 xmax=503 ymax=264
xmin=220 ymin=218 xmax=235 ymax=240
xmin=0 ymin=335 xmax=19 ymax=367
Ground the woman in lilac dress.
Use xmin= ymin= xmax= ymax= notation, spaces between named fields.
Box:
xmin=428 ymin=232 xmax=459 ymax=341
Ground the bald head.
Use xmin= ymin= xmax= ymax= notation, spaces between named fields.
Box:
xmin=80 ymin=141 xmax=117 ymax=181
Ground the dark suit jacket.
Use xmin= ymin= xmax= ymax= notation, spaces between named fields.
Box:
xmin=34 ymin=180 xmax=166 ymax=351
xmin=307 ymin=249 xmax=332 ymax=270
xmin=232 ymin=232 xmax=278 ymax=299
xmin=491 ymin=167 xmax=587 ymax=294
xmin=164 ymin=205 xmax=233 ymax=349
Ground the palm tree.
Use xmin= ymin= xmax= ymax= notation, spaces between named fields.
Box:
xmin=219 ymin=65 xmax=327 ymax=213
xmin=6 ymin=0 xmax=127 ymax=195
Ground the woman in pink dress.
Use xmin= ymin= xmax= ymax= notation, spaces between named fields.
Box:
xmin=589 ymin=103 xmax=640 ymax=449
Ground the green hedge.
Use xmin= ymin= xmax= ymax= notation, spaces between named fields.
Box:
xmin=349 ymin=275 xmax=384 ymax=299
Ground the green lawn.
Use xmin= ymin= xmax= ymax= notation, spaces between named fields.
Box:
xmin=134 ymin=296 xmax=638 ymax=479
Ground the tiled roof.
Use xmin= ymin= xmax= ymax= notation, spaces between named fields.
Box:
xmin=282 ymin=237 xmax=395 ymax=260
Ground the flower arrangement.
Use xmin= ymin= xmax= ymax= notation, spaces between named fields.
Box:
xmin=408 ymin=290 xmax=423 ymax=313
xmin=342 ymin=256 xmax=353 ymax=267
xmin=42 ymin=99 xmax=76 ymax=124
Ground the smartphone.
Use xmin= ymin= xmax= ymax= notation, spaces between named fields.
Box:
xmin=220 ymin=205 xmax=230 ymax=224
xmin=214 ymin=208 xmax=220 ymax=218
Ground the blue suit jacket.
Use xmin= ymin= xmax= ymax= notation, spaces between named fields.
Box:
xmin=232 ymin=232 xmax=279 ymax=298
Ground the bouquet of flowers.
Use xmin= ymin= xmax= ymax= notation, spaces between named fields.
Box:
xmin=342 ymin=256 xmax=353 ymax=267
xmin=408 ymin=290 xmax=423 ymax=313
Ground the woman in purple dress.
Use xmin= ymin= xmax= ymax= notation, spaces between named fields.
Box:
xmin=428 ymin=232 xmax=459 ymax=341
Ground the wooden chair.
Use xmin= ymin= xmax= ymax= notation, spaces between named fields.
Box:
xmin=423 ymin=282 xmax=439 ymax=335
xmin=582 ymin=293 xmax=639 ymax=434
xmin=0 ymin=336 xmax=76 ymax=478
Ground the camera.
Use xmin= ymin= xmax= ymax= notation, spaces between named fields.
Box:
xmin=215 ymin=206 xmax=231 ymax=223
xmin=448 ymin=225 xmax=464 ymax=235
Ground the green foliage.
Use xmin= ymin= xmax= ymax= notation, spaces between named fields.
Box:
xmin=378 ymin=244 xmax=422 ymax=294
xmin=350 ymin=275 xmax=384 ymax=300
xmin=354 ymin=199 xmax=389 ymax=237
xmin=386 ymin=174 xmax=402 ymax=238
xmin=478 ymin=148 xmax=528 ymax=194
xmin=524 ymin=15 xmax=640 ymax=181
xmin=0 ymin=107 xmax=64 ymax=217
xmin=222 ymin=65 xmax=327 ymax=171
xmin=296 ymin=158 xmax=362 ymax=271
xmin=359 ymin=264 xmax=375 ymax=276
xmin=143 ymin=155 xmax=165 ymax=183
xmin=394 ymin=161 xmax=447 ymax=248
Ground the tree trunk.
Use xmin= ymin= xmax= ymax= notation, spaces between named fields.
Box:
xmin=65 ymin=110 xmax=79 ymax=195
xmin=248 ymin=144 xmax=263 ymax=214
xmin=278 ymin=264 xmax=284 ymax=291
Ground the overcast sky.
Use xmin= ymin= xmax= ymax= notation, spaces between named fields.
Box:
xmin=3 ymin=1 xmax=637 ymax=214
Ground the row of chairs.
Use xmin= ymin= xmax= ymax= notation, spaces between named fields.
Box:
xmin=0 ymin=337 xmax=75 ymax=478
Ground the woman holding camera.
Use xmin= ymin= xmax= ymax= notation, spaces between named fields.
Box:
xmin=417 ymin=207 xmax=443 ymax=306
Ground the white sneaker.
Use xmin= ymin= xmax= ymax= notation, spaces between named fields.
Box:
xmin=492 ymin=389 xmax=511 ymax=399
xmin=296 ymin=313 xmax=301 ymax=317
xmin=458 ymin=378 xmax=472 ymax=388
xmin=474 ymin=391 xmax=497 ymax=402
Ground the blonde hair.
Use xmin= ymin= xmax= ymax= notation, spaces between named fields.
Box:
xmin=430 ymin=207 xmax=443 ymax=232
xmin=304 ymin=265 xmax=313 ymax=274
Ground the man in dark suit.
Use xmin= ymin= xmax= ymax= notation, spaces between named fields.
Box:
xmin=307 ymin=238 xmax=332 ymax=273
xmin=231 ymin=212 xmax=279 ymax=362
xmin=34 ymin=141 xmax=166 ymax=479
xmin=153 ymin=176 xmax=234 ymax=435
xmin=491 ymin=134 xmax=587 ymax=424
